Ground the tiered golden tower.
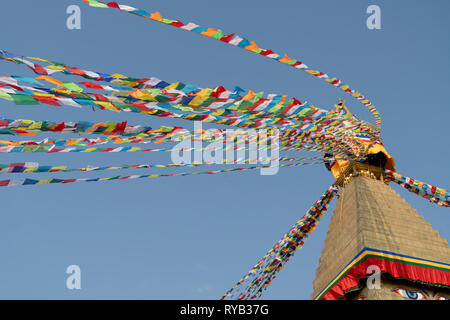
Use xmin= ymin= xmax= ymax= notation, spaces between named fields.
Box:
xmin=311 ymin=163 xmax=450 ymax=300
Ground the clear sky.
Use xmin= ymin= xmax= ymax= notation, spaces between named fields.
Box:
xmin=0 ymin=0 xmax=448 ymax=299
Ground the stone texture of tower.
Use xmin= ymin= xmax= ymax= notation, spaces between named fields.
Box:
xmin=311 ymin=162 xmax=450 ymax=300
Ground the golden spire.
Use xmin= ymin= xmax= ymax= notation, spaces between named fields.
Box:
xmin=334 ymin=98 xmax=351 ymax=117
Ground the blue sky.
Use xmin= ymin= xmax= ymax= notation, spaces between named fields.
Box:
xmin=0 ymin=0 xmax=448 ymax=299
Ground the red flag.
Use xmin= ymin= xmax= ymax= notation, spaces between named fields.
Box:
xmin=52 ymin=123 xmax=66 ymax=132
xmin=170 ymin=21 xmax=184 ymax=28
xmin=32 ymin=96 xmax=61 ymax=106
xmin=210 ymin=86 xmax=226 ymax=97
xmin=220 ymin=33 xmax=235 ymax=42
xmin=79 ymin=82 xmax=104 ymax=90
xmin=107 ymin=2 xmax=120 ymax=9
xmin=30 ymin=63 xmax=48 ymax=75
xmin=65 ymin=66 xmax=85 ymax=76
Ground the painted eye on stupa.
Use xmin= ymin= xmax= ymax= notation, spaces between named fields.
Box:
xmin=437 ymin=296 xmax=449 ymax=300
xmin=393 ymin=288 xmax=426 ymax=300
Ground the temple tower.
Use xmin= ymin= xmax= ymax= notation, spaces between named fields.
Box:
xmin=311 ymin=162 xmax=450 ymax=300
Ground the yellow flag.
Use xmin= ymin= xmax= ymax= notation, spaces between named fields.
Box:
xmin=95 ymin=101 xmax=120 ymax=112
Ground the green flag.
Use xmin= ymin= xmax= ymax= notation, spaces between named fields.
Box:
xmin=10 ymin=94 xmax=39 ymax=105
